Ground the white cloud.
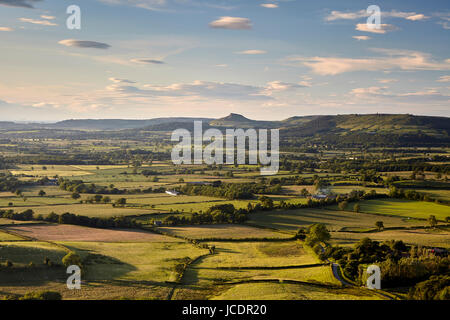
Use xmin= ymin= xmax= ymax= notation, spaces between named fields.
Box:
xmin=108 ymin=77 xmax=136 ymax=84
xmin=406 ymin=14 xmax=428 ymax=21
xmin=209 ymin=16 xmax=252 ymax=30
xmin=40 ymin=15 xmax=55 ymax=20
xmin=287 ymin=49 xmax=450 ymax=75
xmin=19 ymin=17 xmax=57 ymax=26
xmin=326 ymin=10 xmax=428 ymax=22
xmin=261 ymin=3 xmax=278 ymax=8
xmin=377 ymin=79 xmax=398 ymax=84
xmin=98 ymin=0 xmax=167 ymax=11
xmin=0 ymin=27 xmax=13 ymax=31
xmin=352 ymin=35 xmax=370 ymax=41
xmin=235 ymin=50 xmax=266 ymax=55
xmin=355 ymin=23 xmax=397 ymax=34
xmin=437 ymin=75 xmax=450 ymax=82
xmin=59 ymin=39 xmax=111 ymax=49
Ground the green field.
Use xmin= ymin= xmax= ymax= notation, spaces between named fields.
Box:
xmin=247 ymin=207 xmax=426 ymax=233
xmin=211 ymin=282 xmax=383 ymax=300
xmin=0 ymin=241 xmax=67 ymax=265
xmin=59 ymin=241 xmax=209 ymax=282
xmin=156 ymin=224 xmax=292 ymax=240
xmin=331 ymin=228 xmax=450 ymax=248
xmin=351 ymin=199 xmax=450 ymax=220
xmin=0 ymin=231 xmax=24 ymax=241
xmin=200 ymin=241 xmax=319 ymax=268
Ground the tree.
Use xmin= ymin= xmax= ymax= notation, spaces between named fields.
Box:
xmin=62 ymin=252 xmax=82 ymax=267
xmin=375 ymin=221 xmax=384 ymax=231
xmin=259 ymin=196 xmax=274 ymax=209
xmin=38 ymin=190 xmax=46 ymax=197
xmin=305 ymin=223 xmax=331 ymax=246
xmin=353 ymin=203 xmax=360 ymax=213
xmin=71 ymin=192 xmax=81 ymax=200
xmin=116 ymin=198 xmax=127 ymax=206
xmin=428 ymin=215 xmax=437 ymax=228
xmin=93 ymin=194 xmax=103 ymax=203
xmin=338 ymin=201 xmax=348 ymax=211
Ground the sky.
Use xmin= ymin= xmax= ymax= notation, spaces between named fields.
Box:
xmin=0 ymin=0 xmax=449 ymax=121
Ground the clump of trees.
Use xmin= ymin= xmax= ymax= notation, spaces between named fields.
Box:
xmin=179 ymin=182 xmax=282 ymax=200
xmin=408 ymin=275 xmax=449 ymax=300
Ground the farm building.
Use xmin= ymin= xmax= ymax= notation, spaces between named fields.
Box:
xmin=166 ymin=190 xmax=180 ymax=196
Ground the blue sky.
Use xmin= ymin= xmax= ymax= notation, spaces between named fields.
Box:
xmin=0 ymin=0 xmax=449 ymax=121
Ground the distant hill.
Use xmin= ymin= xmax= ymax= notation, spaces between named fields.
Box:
xmin=1 ymin=113 xmax=449 ymax=146
xmin=45 ymin=118 xmax=213 ymax=130
xmin=209 ymin=113 xmax=279 ymax=128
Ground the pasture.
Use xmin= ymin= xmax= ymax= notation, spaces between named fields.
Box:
xmin=2 ymin=224 xmax=178 ymax=242
xmin=60 ymin=241 xmax=209 ymax=282
xmin=156 ymin=224 xmax=292 ymax=240
xmin=349 ymin=199 xmax=450 ymax=220
xmin=199 ymin=241 xmax=319 ymax=268
xmin=247 ymin=208 xmax=425 ymax=233
xmin=211 ymin=282 xmax=383 ymax=300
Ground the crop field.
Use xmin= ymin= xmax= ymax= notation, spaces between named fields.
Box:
xmin=0 ymin=241 xmax=67 ymax=265
xmin=184 ymin=264 xmax=339 ymax=286
xmin=59 ymin=241 xmax=209 ymax=282
xmin=0 ymin=230 xmax=24 ymax=241
xmin=331 ymin=228 xmax=450 ymax=248
xmin=0 ymin=204 xmax=157 ymax=217
xmin=348 ymin=199 xmax=450 ymax=220
xmin=9 ymin=165 xmax=94 ymax=177
xmin=247 ymin=208 xmax=426 ymax=233
xmin=211 ymin=282 xmax=382 ymax=300
xmin=156 ymin=224 xmax=292 ymax=240
xmin=199 ymin=241 xmax=319 ymax=268
xmin=2 ymin=224 xmax=178 ymax=242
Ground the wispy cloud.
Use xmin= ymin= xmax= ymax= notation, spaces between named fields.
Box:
xmin=0 ymin=0 xmax=42 ymax=8
xmin=326 ymin=9 xmax=429 ymax=22
xmin=19 ymin=17 xmax=57 ymax=26
xmin=352 ymin=35 xmax=370 ymax=41
xmin=437 ymin=75 xmax=450 ymax=82
xmin=130 ymin=58 xmax=165 ymax=64
xmin=235 ymin=50 xmax=266 ymax=55
xmin=286 ymin=49 xmax=450 ymax=75
xmin=209 ymin=17 xmax=252 ymax=30
xmin=355 ymin=23 xmax=397 ymax=34
xmin=58 ymin=39 xmax=111 ymax=49
xmin=261 ymin=3 xmax=278 ymax=9
xmin=40 ymin=15 xmax=55 ymax=20
xmin=0 ymin=27 xmax=13 ymax=31
xmin=109 ymin=78 xmax=136 ymax=84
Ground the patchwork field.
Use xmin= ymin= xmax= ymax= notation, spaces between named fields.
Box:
xmin=247 ymin=207 xmax=425 ymax=233
xmin=156 ymin=224 xmax=292 ymax=240
xmin=350 ymin=199 xmax=450 ymax=220
xmin=211 ymin=282 xmax=383 ymax=300
xmin=2 ymin=224 xmax=178 ymax=242
xmin=0 ymin=230 xmax=24 ymax=241
xmin=60 ymin=241 xmax=209 ymax=282
xmin=0 ymin=204 xmax=156 ymax=217
xmin=199 ymin=241 xmax=319 ymax=268
xmin=0 ymin=241 xmax=67 ymax=266
xmin=184 ymin=265 xmax=339 ymax=286
xmin=331 ymin=228 xmax=450 ymax=248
